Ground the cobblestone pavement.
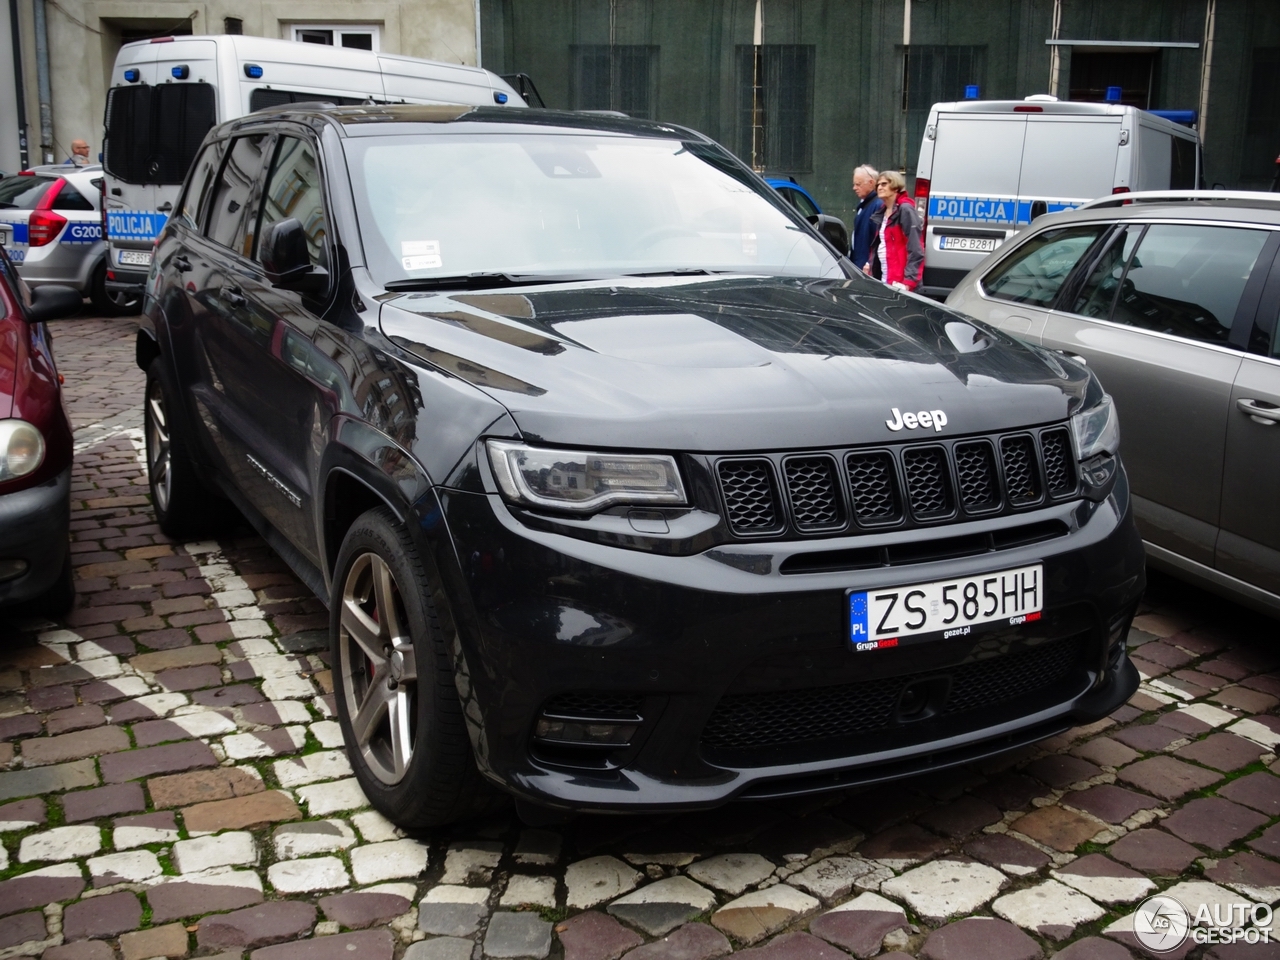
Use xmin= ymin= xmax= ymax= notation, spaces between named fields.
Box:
xmin=1 ymin=314 xmax=1279 ymax=960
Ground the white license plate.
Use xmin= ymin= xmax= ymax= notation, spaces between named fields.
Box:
xmin=849 ymin=563 xmax=1043 ymax=651
xmin=118 ymin=249 xmax=152 ymax=266
xmin=938 ymin=235 xmax=998 ymax=253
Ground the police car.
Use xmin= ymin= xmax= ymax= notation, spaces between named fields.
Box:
xmin=0 ymin=165 xmax=138 ymax=315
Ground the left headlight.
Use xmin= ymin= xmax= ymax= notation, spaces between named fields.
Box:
xmin=486 ymin=440 xmax=686 ymax=513
xmin=1071 ymin=394 xmax=1119 ymax=461
xmin=0 ymin=420 xmax=45 ymax=482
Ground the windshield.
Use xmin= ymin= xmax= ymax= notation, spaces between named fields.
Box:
xmin=344 ymin=132 xmax=843 ymax=287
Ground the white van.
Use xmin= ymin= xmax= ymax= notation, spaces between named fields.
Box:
xmin=913 ymin=98 xmax=1200 ymax=297
xmin=102 ymin=34 xmax=523 ymax=302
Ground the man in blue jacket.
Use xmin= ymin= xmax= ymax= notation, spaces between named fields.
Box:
xmin=850 ymin=164 xmax=884 ymax=271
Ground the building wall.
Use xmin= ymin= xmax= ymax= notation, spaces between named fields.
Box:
xmin=9 ymin=0 xmax=477 ymax=168
xmin=483 ymin=0 xmax=1280 ymax=227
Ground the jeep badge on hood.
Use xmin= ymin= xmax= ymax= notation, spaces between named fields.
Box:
xmin=886 ymin=407 xmax=948 ymax=432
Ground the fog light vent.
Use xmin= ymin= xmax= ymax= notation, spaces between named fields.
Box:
xmin=534 ymin=693 xmax=643 ymax=748
xmin=0 ymin=559 xmax=29 ymax=582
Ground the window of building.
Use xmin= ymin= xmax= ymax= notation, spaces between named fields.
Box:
xmin=570 ymin=45 xmax=659 ymax=119
xmin=1244 ymin=48 xmax=1280 ymax=181
xmin=906 ymin=45 xmax=986 ymax=170
xmin=1068 ymin=51 xmax=1157 ymax=108
xmin=290 ymin=24 xmax=380 ymax=51
xmin=735 ymin=45 xmax=815 ymax=174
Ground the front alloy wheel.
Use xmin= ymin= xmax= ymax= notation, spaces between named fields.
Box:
xmin=329 ymin=507 xmax=494 ymax=828
xmin=339 ymin=552 xmax=418 ymax=784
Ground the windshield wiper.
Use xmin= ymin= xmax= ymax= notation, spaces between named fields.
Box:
xmin=384 ymin=272 xmax=599 ymax=292
xmin=620 ymin=268 xmax=728 ymax=278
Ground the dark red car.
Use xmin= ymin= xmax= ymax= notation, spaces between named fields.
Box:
xmin=0 ymin=245 xmax=81 ymax=613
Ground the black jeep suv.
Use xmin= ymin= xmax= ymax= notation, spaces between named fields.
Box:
xmin=138 ymin=104 xmax=1144 ymax=828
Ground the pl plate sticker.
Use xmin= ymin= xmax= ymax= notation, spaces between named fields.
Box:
xmin=402 ymin=240 xmax=442 ymax=271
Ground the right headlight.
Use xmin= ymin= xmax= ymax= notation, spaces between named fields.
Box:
xmin=486 ymin=440 xmax=686 ymax=513
xmin=0 ymin=420 xmax=45 ymax=482
xmin=1071 ymin=394 xmax=1119 ymax=461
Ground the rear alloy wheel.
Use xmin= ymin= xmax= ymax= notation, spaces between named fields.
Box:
xmin=331 ymin=507 xmax=494 ymax=827
xmin=145 ymin=359 xmax=228 ymax=539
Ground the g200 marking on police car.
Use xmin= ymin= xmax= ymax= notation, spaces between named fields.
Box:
xmin=62 ymin=224 xmax=103 ymax=244
xmin=885 ymin=407 xmax=948 ymax=432
xmin=928 ymin=194 xmax=1084 ymax=226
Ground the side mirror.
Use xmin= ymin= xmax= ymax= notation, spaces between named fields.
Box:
xmin=809 ymin=214 xmax=850 ymax=255
xmin=260 ymin=218 xmax=328 ymax=296
xmin=27 ymin=284 xmax=82 ymax=323
xmin=1030 ymin=200 xmax=1048 ymax=220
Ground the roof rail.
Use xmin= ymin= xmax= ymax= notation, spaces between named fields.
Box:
xmin=1077 ymin=190 xmax=1280 ymax=210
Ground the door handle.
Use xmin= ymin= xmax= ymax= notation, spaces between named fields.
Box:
xmin=172 ymin=255 xmax=191 ymax=273
xmin=1237 ymin=398 xmax=1280 ymax=426
xmin=1058 ymin=350 xmax=1088 ymax=366
xmin=223 ymin=287 xmax=246 ymax=308
xmin=156 ymin=202 xmax=173 ymax=213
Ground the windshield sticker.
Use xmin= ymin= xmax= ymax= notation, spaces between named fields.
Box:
xmin=402 ymin=240 xmax=441 ymax=271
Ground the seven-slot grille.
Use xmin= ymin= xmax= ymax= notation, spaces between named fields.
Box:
xmin=717 ymin=425 xmax=1077 ymax=538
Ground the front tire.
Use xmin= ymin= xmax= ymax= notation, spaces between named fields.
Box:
xmin=331 ymin=507 xmax=491 ymax=829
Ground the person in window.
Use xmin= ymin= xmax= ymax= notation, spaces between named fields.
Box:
xmin=849 ymin=164 xmax=884 ymax=271
xmin=64 ymin=140 xmax=91 ymax=167
xmin=864 ymin=170 xmax=924 ymax=292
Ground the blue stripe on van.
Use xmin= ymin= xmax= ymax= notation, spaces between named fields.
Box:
xmin=928 ymin=195 xmax=1084 ymax=226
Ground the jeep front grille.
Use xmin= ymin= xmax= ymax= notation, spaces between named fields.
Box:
xmin=716 ymin=424 xmax=1077 ymax=538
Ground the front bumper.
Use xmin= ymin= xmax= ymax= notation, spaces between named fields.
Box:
xmin=436 ymin=465 xmax=1145 ymax=813
xmin=0 ymin=466 xmax=71 ymax=607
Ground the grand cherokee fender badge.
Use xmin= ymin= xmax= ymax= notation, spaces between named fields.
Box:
xmin=886 ymin=407 xmax=948 ymax=432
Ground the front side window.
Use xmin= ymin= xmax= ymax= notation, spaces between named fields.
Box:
xmin=1109 ymin=224 xmax=1269 ymax=345
xmin=981 ymin=225 xmax=1108 ymax=307
xmin=205 ymin=134 xmax=271 ymax=251
xmin=1070 ymin=225 xmax=1143 ymax=319
xmin=255 ymin=136 xmax=329 ymax=271
xmin=345 ymin=132 xmax=842 ymax=288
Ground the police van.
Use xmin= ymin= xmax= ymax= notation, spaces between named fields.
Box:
xmin=102 ymin=34 xmax=523 ymax=304
xmin=913 ymin=97 xmax=1200 ymax=298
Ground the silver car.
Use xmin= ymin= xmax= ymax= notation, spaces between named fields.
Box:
xmin=947 ymin=191 xmax=1280 ymax=616
xmin=0 ymin=165 xmax=139 ymax=315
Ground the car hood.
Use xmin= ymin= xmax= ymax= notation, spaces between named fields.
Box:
xmin=378 ymin=274 xmax=1091 ymax=451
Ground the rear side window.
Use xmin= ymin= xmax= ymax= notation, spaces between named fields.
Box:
xmin=0 ymin=175 xmax=56 ymax=209
xmin=1171 ymin=137 xmax=1197 ymax=190
xmin=981 ymin=225 xmax=1108 ymax=307
xmin=52 ymin=184 xmax=94 ymax=211
xmin=104 ymin=84 xmax=217 ymax=185
xmin=249 ymin=89 xmax=368 ymax=112
xmin=205 ymin=135 xmax=271 ymax=251
xmin=1109 ymin=224 xmax=1269 ymax=345
xmin=179 ymin=143 xmax=223 ymax=229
